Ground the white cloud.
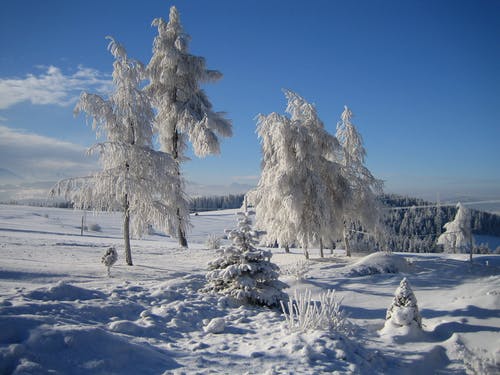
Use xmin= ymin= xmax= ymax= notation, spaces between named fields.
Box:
xmin=0 ymin=125 xmax=98 ymax=182
xmin=0 ymin=65 xmax=111 ymax=109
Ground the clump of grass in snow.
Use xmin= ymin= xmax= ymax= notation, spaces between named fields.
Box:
xmin=281 ymin=289 xmax=351 ymax=334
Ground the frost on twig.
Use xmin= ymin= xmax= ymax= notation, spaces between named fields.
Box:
xmin=205 ymin=234 xmax=222 ymax=250
xmin=280 ymin=261 xmax=310 ymax=281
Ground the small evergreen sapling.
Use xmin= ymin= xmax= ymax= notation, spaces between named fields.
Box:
xmin=204 ymin=211 xmax=287 ymax=307
xmin=385 ymin=277 xmax=422 ymax=329
xmin=102 ymin=247 xmax=118 ymax=277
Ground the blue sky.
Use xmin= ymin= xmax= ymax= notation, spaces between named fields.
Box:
xmin=1 ymin=0 xmax=499 ymax=205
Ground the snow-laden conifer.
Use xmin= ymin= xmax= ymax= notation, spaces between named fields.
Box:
xmin=51 ymin=37 xmax=182 ymax=265
xmin=385 ymin=277 xmax=422 ymax=329
xmin=146 ymin=6 xmax=232 ymax=247
xmin=251 ymin=90 xmax=349 ymax=258
xmin=336 ymin=106 xmax=383 ymax=256
xmin=437 ymin=202 xmax=473 ymax=261
xmin=204 ymin=211 xmax=287 ymax=307
xmin=102 ymin=246 xmax=118 ymax=277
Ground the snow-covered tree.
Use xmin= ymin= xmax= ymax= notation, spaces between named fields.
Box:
xmin=146 ymin=6 xmax=232 ymax=247
xmin=204 ymin=211 xmax=287 ymax=307
xmin=437 ymin=202 xmax=473 ymax=261
xmin=385 ymin=277 xmax=422 ymax=329
xmin=251 ymin=90 xmax=350 ymax=258
xmin=102 ymin=246 xmax=118 ymax=277
xmin=51 ymin=37 xmax=181 ymax=265
xmin=336 ymin=106 xmax=383 ymax=256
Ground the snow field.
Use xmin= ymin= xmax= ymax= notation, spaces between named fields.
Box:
xmin=0 ymin=204 xmax=499 ymax=374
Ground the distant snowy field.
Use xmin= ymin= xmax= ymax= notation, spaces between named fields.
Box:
xmin=0 ymin=204 xmax=499 ymax=374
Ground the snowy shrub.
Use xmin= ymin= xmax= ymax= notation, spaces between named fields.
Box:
xmin=88 ymin=223 xmax=102 ymax=232
xmin=280 ymin=261 xmax=310 ymax=281
xmin=204 ymin=211 xmax=288 ymax=307
xmin=102 ymin=247 xmax=118 ymax=277
xmin=281 ymin=289 xmax=350 ymax=334
xmin=385 ymin=277 xmax=421 ymax=329
xmin=205 ymin=234 xmax=222 ymax=250
xmin=437 ymin=203 xmax=472 ymax=256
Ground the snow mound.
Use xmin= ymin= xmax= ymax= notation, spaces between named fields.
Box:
xmin=344 ymin=252 xmax=411 ymax=276
xmin=203 ymin=317 xmax=225 ymax=334
xmin=1 ymin=325 xmax=178 ymax=374
xmin=26 ymin=281 xmax=106 ymax=301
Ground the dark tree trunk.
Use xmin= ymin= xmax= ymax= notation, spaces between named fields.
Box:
xmin=343 ymin=225 xmax=351 ymax=257
xmin=124 ymin=194 xmax=133 ymax=266
xmin=172 ymin=127 xmax=188 ymax=248
xmin=284 ymin=244 xmax=290 ymax=253
xmin=303 ymin=246 xmax=309 ymax=260
xmin=319 ymin=238 xmax=324 ymax=258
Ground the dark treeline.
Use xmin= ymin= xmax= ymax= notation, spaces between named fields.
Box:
xmin=189 ymin=194 xmax=245 ymax=212
xmin=348 ymin=194 xmax=500 ymax=253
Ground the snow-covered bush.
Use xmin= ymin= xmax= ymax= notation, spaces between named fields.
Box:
xmin=205 ymin=234 xmax=222 ymax=250
xmin=88 ymin=223 xmax=102 ymax=232
xmin=281 ymin=289 xmax=350 ymax=334
xmin=385 ymin=277 xmax=421 ymax=329
xmin=204 ymin=211 xmax=287 ymax=307
xmin=102 ymin=247 xmax=118 ymax=277
xmin=437 ymin=203 xmax=472 ymax=257
xmin=280 ymin=261 xmax=310 ymax=281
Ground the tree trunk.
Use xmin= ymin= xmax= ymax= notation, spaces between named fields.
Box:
xmin=469 ymin=233 xmax=473 ymax=263
xmin=319 ymin=238 xmax=324 ymax=258
xmin=303 ymin=246 xmax=309 ymax=260
xmin=124 ymin=194 xmax=133 ymax=266
xmin=330 ymin=241 xmax=335 ymax=255
xmin=284 ymin=244 xmax=290 ymax=253
xmin=172 ymin=127 xmax=188 ymax=248
xmin=343 ymin=225 xmax=351 ymax=257
xmin=177 ymin=208 xmax=188 ymax=248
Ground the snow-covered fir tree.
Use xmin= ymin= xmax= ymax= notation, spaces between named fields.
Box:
xmin=204 ymin=211 xmax=287 ymax=307
xmin=437 ymin=202 xmax=473 ymax=261
xmin=250 ymin=90 xmax=350 ymax=258
xmin=102 ymin=246 xmax=118 ymax=277
xmin=146 ymin=6 xmax=232 ymax=247
xmin=385 ymin=277 xmax=422 ymax=329
xmin=51 ymin=37 xmax=181 ymax=265
xmin=336 ymin=106 xmax=383 ymax=256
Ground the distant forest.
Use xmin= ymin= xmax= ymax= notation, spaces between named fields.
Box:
xmin=350 ymin=194 xmax=500 ymax=253
xmin=6 ymin=193 xmax=499 ymax=252
xmin=189 ymin=194 xmax=245 ymax=212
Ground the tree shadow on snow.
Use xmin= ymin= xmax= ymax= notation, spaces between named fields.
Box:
xmin=421 ymin=305 xmax=500 ymax=320
xmin=430 ymin=320 xmax=500 ymax=341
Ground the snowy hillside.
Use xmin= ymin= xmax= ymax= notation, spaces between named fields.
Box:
xmin=0 ymin=204 xmax=499 ymax=374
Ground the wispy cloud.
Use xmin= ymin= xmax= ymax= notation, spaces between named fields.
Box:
xmin=0 ymin=65 xmax=111 ymax=109
xmin=0 ymin=125 xmax=98 ymax=182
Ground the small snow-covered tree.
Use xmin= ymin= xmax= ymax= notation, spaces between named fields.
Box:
xmin=102 ymin=247 xmax=118 ymax=277
xmin=51 ymin=37 xmax=181 ymax=265
xmin=437 ymin=202 xmax=473 ymax=261
xmin=336 ymin=106 xmax=383 ymax=256
xmin=385 ymin=277 xmax=422 ymax=329
xmin=146 ymin=6 xmax=232 ymax=247
xmin=251 ymin=90 xmax=350 ymax=258
xmin=204 ymin=211 xmax=287 ymax=307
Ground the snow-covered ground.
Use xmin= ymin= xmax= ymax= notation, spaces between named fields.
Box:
xmin=0 ymin=204 xmax=499 ymax=374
